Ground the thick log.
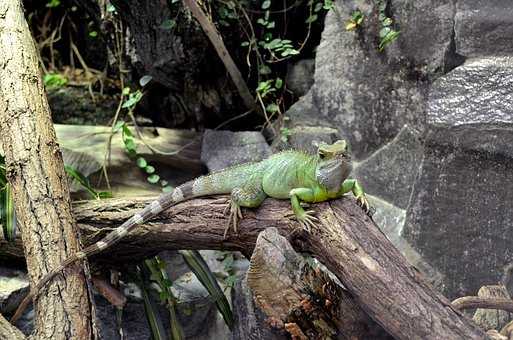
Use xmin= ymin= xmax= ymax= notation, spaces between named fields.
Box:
xmin=1 ymin=195 xmax=486 ymax=339
xmin=246 ymin=227 xmax=392 ymax=339
xmin=0 ymin=1 xmax=93 ymax=338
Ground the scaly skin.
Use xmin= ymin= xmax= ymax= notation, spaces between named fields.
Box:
xmin=13 ymin=139 xmax=370 ymax=322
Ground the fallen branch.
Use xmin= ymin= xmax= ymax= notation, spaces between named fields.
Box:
xmin=452 ymin=297 xmax=513 ymax=314
xmin=2 ymin=195 xmax=485 ymax=339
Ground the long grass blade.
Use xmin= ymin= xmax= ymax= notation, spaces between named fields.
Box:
xmin=180 ymin=250 xmax=234 ymax=329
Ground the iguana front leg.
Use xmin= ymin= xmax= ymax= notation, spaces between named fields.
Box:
xmin=339 ymin=178 xmax=371 ymax=213
xmin=289 ymin=188 xmax=319 ymax=231
xmin=225 ymin=182 xmax=267 ymax=238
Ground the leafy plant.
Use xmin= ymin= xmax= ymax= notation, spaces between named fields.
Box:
xmin=345 ymin=10 xmax=364 ymax=31
xmin=377 ymin=1 xmax=400 ymax=51
xmin=180 ymin=250 xmax=234 ymax=329
xmin=0 ymin=155 xmax=16 ymax=242
xmin=43 ymin=73 xmax=68 ymax=88
xmin=138 ymin=265 xmax=170 ymax=340
xmin=64 ymin=165 xmax=112 ymax=199
xmin=46 ymin=0 xmax=61 ymax=8
xmin=113 ymin=120 xmax=172 ymax=192
xmin=145 ymin=257 xmax=184 ymax=340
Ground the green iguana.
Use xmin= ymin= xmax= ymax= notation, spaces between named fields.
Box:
xmin=14 ymin=139 xmax=369 ymax=321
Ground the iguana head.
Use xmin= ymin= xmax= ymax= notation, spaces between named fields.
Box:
xmin=315 ymin=139 xmax=352 ymax=191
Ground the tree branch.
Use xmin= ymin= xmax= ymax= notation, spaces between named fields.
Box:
xmin=2 ymin=195 xmax=486 ymax=339
xmin=0 ymin=1 xmax=93 ymax=338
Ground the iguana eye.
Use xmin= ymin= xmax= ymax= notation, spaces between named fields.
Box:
xmin=319 ymin=152 xmax=325 ymax=159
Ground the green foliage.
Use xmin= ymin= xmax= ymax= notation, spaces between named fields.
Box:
xmin=160 ymin=19 xmax=177 ymax=30
xmin=377 ymin=1 xmax=400 ymax=51
xmin=46 ymin=0 xmax=61 ymax=8
xmin=345 ymin=10 xmax=364 ymax=31
xmin=114 ymin=120 xmax=172 ymax=192
xmin=280 ymin=127 xmax=292 ymax=143
xmin=43 ymin=73 xmax=68 ymax=89
xmin=180 ymin=250 xmax=234 ymax=329
xmin=145 ymin=257 xmax=184 ymax=340
xmin=220 ymin=252 xmax=238 ymax=289
xmin=121 ymin=88 xmax=143 ymax=110
xmin=138 ymin=265 xmax=170 ymax=340
xmin=64 ymin=165 xmax=112 ymax=199
xmin=0 ymin=155 xmax=16 ymax=242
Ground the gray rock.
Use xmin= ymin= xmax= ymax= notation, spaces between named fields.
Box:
xmin=368 ymin=195 xmax=444 ymax=290
xmin=287 ymin=0 xmax=427 ymax=159
xmin=403 ymin=57 xmax=513 ymax=298
xmin=286 ymin=59 xmax=315 ymax=97
xmin=272 ymin=124 xmax=341 ymax=154
xmin=455 ymin=0 xmax=513 ymax=58
xmin=393 ymin=0 xmax=461 ymax=74
xmin=353 ymin=125 xmax=423 ymax=209
xmin=201 ymin=130 xmax=271 ymax=171
xmin=0 ymin=267 xmax=28 ymax=314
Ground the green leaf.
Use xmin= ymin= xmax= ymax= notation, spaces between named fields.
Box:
xmin=266 ymin=21 xmax=275 ymax=29
xmin=379 ymin=27 xmax=391 ymax=38
xmin=258 ymin=65 xmax=272 ymax=75
xmin=145 ymin=165 xmax=155 ymax=174
xmin=240 ymin=41 xmax=250 ymax=47
xmin=88 ymin=31 xmax=98 ymax=38
xmin=275 ymin=77 xmax=283 ymax=89
xmin=122 ymin=90 xmax=143 ymax=109
xmin=138 ymin=268 xmax=168 ymax=340
xmin=107 ymin=4 xmax=116 ymax=12
xmin=162 ymin=186 xmax=173 ymax=193
xmin=323 ymin=0 xmax=334 ymax=10
xmin=46 ymin=0 xmax=60 ymax=8
xmin=43 ymin=73 xmax=67 ymax=88
xmin=261 ymin=0 xmax=271 ymax=10
xmin=0 ymin=183 xmax=17 ymax=242
xmin=64 ymin=165 xmax=105 ymax=199
xmin=122 ymin=87 xmax=131 ymax=95
xmin=314 ymin=2 xmax=323 ymax=12
xmin=266 ymin=103 xmax=279 ymax=113
xmin=180 ymin=250 xmax=234 ymax=329
xmin=147 ymin=174 xmax=160 ymax=184
xmin=382 ymin=17 xmax=393 ymax=26
xmin=305 ymin=14 xmax=318 ymax=24
xmin=136 ymin=157 xmax=147 ymax=168
xmin=113 ymin=121 xmax=125 ymax=133
xmin=160 ymin=19 xmax=176 ymax=30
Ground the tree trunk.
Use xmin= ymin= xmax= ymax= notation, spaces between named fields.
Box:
xmin=1 ymin=195 xmax=487 ymax=339
xmin=0 ymin=1 xmax=93 ymax=339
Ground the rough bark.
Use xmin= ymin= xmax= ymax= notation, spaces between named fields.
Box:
xmin=0 ymin=314 xmax=25 ymax=340
xmin=0 ymin=1 xmax=93 ymax=339
xmin=1 ymin=196 xmax=487 ymax=339
xmin=246 ymin=227 xmax=392 ymax=339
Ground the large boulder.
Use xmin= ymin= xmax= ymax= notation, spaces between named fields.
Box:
xmin=455 ymin=0 xmax=513 ymax=58
xmin=353 ymin=125 xmax=423 ymax=209
xmin=403 ymin=57 xmax=513 ymax=298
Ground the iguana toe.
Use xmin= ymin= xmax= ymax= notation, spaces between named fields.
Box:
xmin=224 ymin=201 xmax=242 ymax=239
xmin=297 ymin=210 xmax=319 ymax=232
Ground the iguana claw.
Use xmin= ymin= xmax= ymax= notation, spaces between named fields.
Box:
xmin=297 ymin=209 xmax=319 ymax=232
xmin=223 ymin=200 xmax=242 ymax=238
xmin=356 ymin=194 xmax=372 ymax=216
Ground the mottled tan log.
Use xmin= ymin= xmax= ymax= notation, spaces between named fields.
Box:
xmin=0 ymin=1 xmax=92 ymax=338
xmin=0 ymin=314 xmax=25 ymax=340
